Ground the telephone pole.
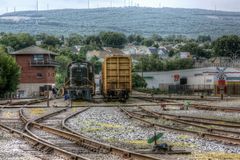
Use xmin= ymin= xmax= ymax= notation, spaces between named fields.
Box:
xmin=36 ymin=0 xmax=39 ymax=11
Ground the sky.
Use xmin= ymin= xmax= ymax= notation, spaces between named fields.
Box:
xmin=0 ymin=0 xmax=240 ymax=15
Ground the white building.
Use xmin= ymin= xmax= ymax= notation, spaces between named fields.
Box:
xmin=137 ymin=67 xmax=240 ymax=91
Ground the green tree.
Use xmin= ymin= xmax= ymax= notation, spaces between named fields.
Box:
xmin=132 ymin=73 xmax=147 ymax=88
xmin=100 ymin=32 xmax=127 ymax=48
xmin=0 ymin=51 xmax=20 ymax=96
xmin=55 ymin=55 xmax=72 ymax=88
xmin=180 ymin=42 xmax=210 ymax=58
xmin=67 ymin=34 xmax=83 ymax=47
xmin=0 ymin=33 xmax=35 ymax=50
xmin=79 ymin=45 xmax=100 ymax=61
xmin=90 ymin=56 xmax=102 ymax=74
xmin=128 ymin=34 xmax=145 ymax=45
xmin=151 ymin=34 xmax=163 ymax=42
xmin=143 ymin=39 xmax=154 ymax=47
xmin=197 ymin=35 xmax=211 ymax=42
xmin=84 ymin=35 xmax=102 ymax=46
xmin=42 ymin=35 xmax=62 ymax=47
xmin=213 ymin=35 xmax=240 ymax=57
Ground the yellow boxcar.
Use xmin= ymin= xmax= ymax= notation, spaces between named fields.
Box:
xmin=101 ymin=55 xmax=132 ymax=101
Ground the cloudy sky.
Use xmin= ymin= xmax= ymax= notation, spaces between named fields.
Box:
xmin=0 ymin=0 xmax=240 ymax=14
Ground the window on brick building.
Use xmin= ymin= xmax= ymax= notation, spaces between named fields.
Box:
xmin=36 ymin=73 xmax=43 ymax=78
xmin=33 ymin=55 xmax=44 ymax=61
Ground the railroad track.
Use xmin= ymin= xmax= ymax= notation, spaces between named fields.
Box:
xmin=0 ymin=107 xmax=68 ymax=159
xmin=19 ymin=106 xmax=162 ymax=160
xmin=119 ymin=107 xmax=240 ymax=146
xmin=137 ymin=107 xmax=240 ymax=137
xmin=134 ymin=96 xmax=240 ymax=113
xmin=131 ymin=94 xmax=220 ymax=101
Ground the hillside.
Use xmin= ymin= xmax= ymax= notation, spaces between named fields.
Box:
xmin=1 ymin=7 xmax=240 ymax=38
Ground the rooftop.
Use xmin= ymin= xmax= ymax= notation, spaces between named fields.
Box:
xmin=11 ymin=46 xmax=58 ymax=56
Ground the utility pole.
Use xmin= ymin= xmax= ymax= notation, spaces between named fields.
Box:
xmin=36 ymin=0 xmax=39 ymax=11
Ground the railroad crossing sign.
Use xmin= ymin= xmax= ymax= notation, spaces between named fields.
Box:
xmin=216 ymin=67 xmax=227 ymax=100
xmin=216 ymin=67 xmax=227 ymax=81
xmin=147 ymin=133 xmax=164 ymax=144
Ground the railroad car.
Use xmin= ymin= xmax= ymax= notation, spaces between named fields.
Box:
xmin=101 ymin=55 xmax=132 ymax=101
xmin=66 ymin=61 xmax=95 ymax=101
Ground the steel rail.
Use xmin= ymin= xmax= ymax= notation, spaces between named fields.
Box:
xmin=120 ymin=107 xmax=240 ymax=145
xmin=21 ymin=107 xmax=162 ymax=160
xmin=0 ymin=107 xmax=89 ymax=160
xmin=61 ymin=109 xmax=164 ymax=160
xmin=137 ymin=107 xmax=240 ymax=137
xmin=135 ymin=96 xmax=240 ymax=113
xmin=140 ymin=107 xmax=240 ymax=127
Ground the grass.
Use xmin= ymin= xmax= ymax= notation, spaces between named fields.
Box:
xmin=192 ymin=152 xmax=240 ymax=160
xmin=30 ymin=108 xmax=46 ymax=116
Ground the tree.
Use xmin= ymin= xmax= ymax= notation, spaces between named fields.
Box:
xmin=67 ymin=34 xmax=83 ymax=47
xmin=0 ymin=51 xmax=20 ymax=96
xmin=84 ymin=35 xmax=102 ymax=47
xmin=0 ymin=33 xmax=35 ymax=50
xmin=132 ymin=73 xmax=147 ymax=88
xmin=180 ymin=42 xmax=211 ymax=58
xmin=143 ymin=39 xmax=154 ymax=47
xmin=100 ymin=32 xmax=127 ymax=48
xmin=90 ymin=56 xmax=102 ymax=74
xmin=128 ymin=34 xmax=145 ymax=45
xmin=79 ymin=45 xmax=100 ymax=61
xmin=42 ymin=35 xmax=62 ymax=47
xmin=197 ymin=35 xmax=211 ymax=42
xmin=213 ymin=35 xmax=240 ymax=57
xmin=151 ymin=34 xmax=163 ymax=42
xmin=55 ymin=55 xmax=72 ymax=88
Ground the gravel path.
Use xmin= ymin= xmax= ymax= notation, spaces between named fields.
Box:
xmin=66 ymin=107 xmax=240 ymax=159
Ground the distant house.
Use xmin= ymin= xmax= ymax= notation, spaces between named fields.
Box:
xmin=122 ymin=45 xmax=151 ymax=55
xmin=11 ymin=46 xmax=58 ymax=98
xmin=158 ymin=47 xmax=169 ymax=59
xmin=147 ymin=47 xmax=169 ymax=59
xmin=71 ymin=45 xmax=82 ymax=54
xmin=179 ymin=52 xmax=191 ymax=59
xmin=148 ymin=47 xmax=158 ymax=54
xmin=103 ymin=47 xmax=124 ymax=55
xmin=86 ymin=50 xmax=110 ymax=62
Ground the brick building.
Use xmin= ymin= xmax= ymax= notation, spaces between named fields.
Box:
xmin=11 ymin=46 xmax=58 ymax=98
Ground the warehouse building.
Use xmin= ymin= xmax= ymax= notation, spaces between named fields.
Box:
xmin=11 ymin=46 xmax=58 ymax=98
xmin=137 ymin=67 xmax=240 ymax=95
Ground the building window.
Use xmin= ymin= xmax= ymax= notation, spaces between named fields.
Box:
xmin=36 ymin=73 xmax=43 ymax=78
xmin=33 ymin=55 xmax=44 ymax=61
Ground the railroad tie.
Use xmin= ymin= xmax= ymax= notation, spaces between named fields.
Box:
xmin=43 ymin=147 xmax=54 ymax=154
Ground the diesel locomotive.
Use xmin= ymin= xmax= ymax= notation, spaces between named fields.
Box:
xmin=66 ymin=61 xmax=95 ymax=101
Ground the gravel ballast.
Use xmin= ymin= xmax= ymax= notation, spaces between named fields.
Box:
xmin=66 ymin=107 xmax=240 ymax=157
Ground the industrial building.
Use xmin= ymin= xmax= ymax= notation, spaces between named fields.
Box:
xmin=11 ymin=46 xmax=58 ymax=98
xmin=137 ymin=67 xmax=240 ymax=95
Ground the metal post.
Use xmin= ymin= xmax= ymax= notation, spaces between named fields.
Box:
xmin=154 ymin=131 xmax=157 ymax=145
xmin=47 ymin=85 xmax=50 ymax=107
xmin=141 ymin=58 xmax=144 ymax=88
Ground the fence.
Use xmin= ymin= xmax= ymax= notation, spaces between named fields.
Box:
xmin=161 ymin=84 xmax=240 ymax=96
